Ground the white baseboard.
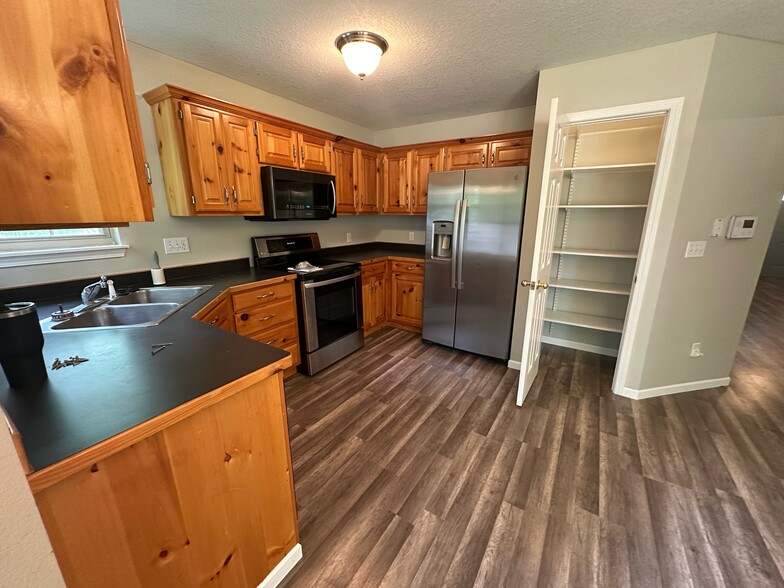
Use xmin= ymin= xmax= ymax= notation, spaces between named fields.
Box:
xmin=617 ymin=377 xmax=730 ymax=400
xmin=541 ymin=336 xmax=619 ymax=357
xmin=258 ymin=544 xmax=302 ymax=588
xmin=507 ymin=359 xmax=521 ymax=370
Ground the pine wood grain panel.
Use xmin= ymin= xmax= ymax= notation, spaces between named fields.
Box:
xmin=231 ymin=280 xmax=293 ymax=313
xmin=222 ymin=113 xmax=262 ymax=213
xmin=358 ymin=149 xmax=381 ymax=213
xmin=259 ymin=122 xmax=297 ymax=167
xmin=490 ymin=136 xmax=532 ymax=167
xmin=150 ymin=97 xmax=194 ymax=216
xmin=297 ymin=132 xmax=331 ymax=173
xmin=181 ymin=102 xmax=228 ymax=212
xmin=389 ymin=271 xmax=424 ymax=328
xmin=383 ymin=150 xmax=411 ymax=214
xmin=411 ymin=146 xmax=444 ymax=214
xmin=194 ymin=292 xmax=234 ymax=331
xmin=332 ymin=143 xmax=358 ymax=214
xmin=34 ymin=373 xmax=297 ymax=587
xmin=234 ymin=298 xmax=296 ymax=337
xmin=281 ymin=278 xmax=784 ymax=587
xmin=0 ymin=0 xmax=152 ymax=226
xmin=445 ymin=142 xmax=489 ymax=170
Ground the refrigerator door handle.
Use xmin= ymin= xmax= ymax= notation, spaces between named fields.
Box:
xmin=451 ymin=199 xmax=462 ymax=289
xmin=456 ymin=199 xmax=468 ymax=290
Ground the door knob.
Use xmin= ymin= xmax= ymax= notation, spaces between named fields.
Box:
xmin=521 ymin=280 xmax=549 ymax=290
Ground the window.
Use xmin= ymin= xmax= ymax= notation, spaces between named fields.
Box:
xmin=0 ymin=228 xmax=128 ymax=268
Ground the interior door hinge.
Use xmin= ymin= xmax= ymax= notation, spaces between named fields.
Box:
xmin=191 ymin=195 xmax=196 ymax=205
xmin=144 ymin=162 xmax=152 ymax=184
xmin=178 ymin=109 xmax=184 ymax=120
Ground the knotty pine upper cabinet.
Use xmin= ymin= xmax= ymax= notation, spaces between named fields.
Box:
xmin=383 ymin=150 xmax=412 ymax=214
xmin=444 ymin=142 xmax=489 ymax=170
xmin=357 ymin=150 xmax=381 ymax=214
xmin=1 ymin=0 xmax=153 ymax=228
xmin=181 ymin=103 xmax=261 ymax=214
xmin=257 ymin=123 xmax=332 ymax=173
xmin=489 ymin=136 xmax=532 ymax=167
xmin=411 ymin=147 xmax=444 ymax=215
xmin=332 ymin=143 xmax=358 ymax=214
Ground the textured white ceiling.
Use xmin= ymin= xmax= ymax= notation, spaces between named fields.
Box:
xmin=120 ymin=0 xmax=784 ymax=131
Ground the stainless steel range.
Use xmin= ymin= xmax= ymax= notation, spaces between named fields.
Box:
xmin=251 ymin=233 xmax=363 ymax=375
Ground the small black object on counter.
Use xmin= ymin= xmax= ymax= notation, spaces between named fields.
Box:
xmin=0 ymin=302 xmax=48 ymax=389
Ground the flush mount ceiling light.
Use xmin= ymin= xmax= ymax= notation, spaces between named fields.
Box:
xmin=335 ymin=31 xmax=389 ymax=80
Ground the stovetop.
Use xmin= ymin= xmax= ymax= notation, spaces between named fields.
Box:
xmin=251 ymin=233 xmax=359 ymax=280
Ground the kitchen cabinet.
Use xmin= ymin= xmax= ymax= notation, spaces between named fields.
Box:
xmin=361 ymin=260 xmax=388 ymax=334
xmin=444 ymin=142 xmax=489 ymax=170
xmin=412 ymin=147 xmax=444 ymax=214
xmin=383 ymin=150 xmax=412 ymax=214
xmin=357 ymin=149 xmax=382 ymax=214
xmin=32 ymin=364 xmax=298 ymax=588
xmin=181 ymin=103 xmax=262 ymax=214
xmin=1 ymin=0 xmax=153 ymax=227
xmin=332 ymin=143 xmax=358 ymax=214
xmin=490 ymin=137 xmax=532 ymax=167
xmin=389 ymin=259 xmax=425 ymax=331
xmin=193 ymin=293 xmax=234 ymax=332
xmin=230 ymin=277 xmax=301 ymax=376
xmin=257 ymin=124 xmax=332 ymax=173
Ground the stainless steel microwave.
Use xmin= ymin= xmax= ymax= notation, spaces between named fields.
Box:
xmin=245 ymin=166 xmax=337 ymax=221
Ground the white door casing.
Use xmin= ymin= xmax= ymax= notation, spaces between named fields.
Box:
xmin=516 ymin=98 xmax=563 ymax=406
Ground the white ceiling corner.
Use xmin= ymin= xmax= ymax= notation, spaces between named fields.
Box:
xmin=120 ymin=0 xmax=784 ymax=131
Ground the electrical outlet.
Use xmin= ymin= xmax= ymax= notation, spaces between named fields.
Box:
xmin=409 ymin=231 xmax=415 ymax=241
xmin=346 ymin=232 xmax=352 ymax=243
xmin=685 ymin=241 xmax=706 ymax=258
xmin=163 ymin=237 xmax=190 ymax=254
xmin=690 ymin=342 xmax=704 ymax=358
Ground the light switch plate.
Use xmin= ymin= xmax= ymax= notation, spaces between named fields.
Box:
xmin=163 ymin=237 xmax=190 ymax=254
xmin=711 ymin=218 xmax=725 ymax=237
xmin=685 ymin=241 xmax=706 ymax=258
xmin=409 ymin=231 xmax=415 ymax=241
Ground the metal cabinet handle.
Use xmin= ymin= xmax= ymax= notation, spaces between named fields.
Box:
xmin=256 ymin=293 xmax=274 ymax=299
xmin=293 ymin=145 xmax=297 ymax=161
xmin=405 ymin=266 xmax=415 ymax=270
xmin=491 ymin=152 xmax=495 ymax=166
xmin=232 ymin=185 xmax=237 ymax=203
xmin=210 ymin=317 xmax=220 ymax=324
xmin=224 ymin=186 xmax=229 ymax=204
xmin=300 ymin=146 xmax=305 ymax=162
xmin=264 ymin=337 xmax=279 ymax=345
xmin=258 ymin=314 xmax=276 ymax=322
xmin=482 ymin=153 xmax=486 ymax=166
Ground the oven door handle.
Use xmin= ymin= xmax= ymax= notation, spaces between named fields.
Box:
xmin=303 ymin=271 xmax=361 ymax=289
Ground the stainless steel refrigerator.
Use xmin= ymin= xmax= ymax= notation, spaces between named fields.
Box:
xmin=423 ymin=166 xmax=527 ymax=361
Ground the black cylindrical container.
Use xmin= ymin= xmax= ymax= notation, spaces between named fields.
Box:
xmin=0 ymin=302 xmax=48 ymax=389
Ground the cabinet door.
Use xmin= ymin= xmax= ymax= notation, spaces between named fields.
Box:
xmin=222 ymin=114 xmax=262 ymax=214
xmin=490 ymin=137 xmax=532 ymax=167
xmin=1 ymin=0 xmax=153 ymax=226
xmin=358 ymin=150 xmax=381 ymax=214
xmin=181 ymin=103 xmax=230 ymax=212
xmin=361 ymin=277 xmax=375 ymax=332
xmin=258 ymin=122 xmax=297 ymax=167
xmin=391 ymin=272 xmax=424 ymax=327
xmin=374 ymin=275 xmax=387 ymax=325
xmin=332 ymin=144 xmax=357 ymax=214
xmin=412 ymin=147 xmax=443 ymax=215
xmin=383 ymin=150 xmax=412 ymax=214
xmin=298 ymin=133 xmax=331 ymax=173
xmin=445 ymin=142 xmax=489 ymax=170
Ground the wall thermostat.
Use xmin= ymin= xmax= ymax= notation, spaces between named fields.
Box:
xmin=726 ymin=216 xmax=758 ymax=239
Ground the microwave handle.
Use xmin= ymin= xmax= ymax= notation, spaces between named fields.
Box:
xmin=329 ymin=180 xmax=336 ymax=215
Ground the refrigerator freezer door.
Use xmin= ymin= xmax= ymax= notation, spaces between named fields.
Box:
xmin=453 ymin=167 xmax=527 ymax=360
xmin=423 ymin=170 xmax=466 ymax=347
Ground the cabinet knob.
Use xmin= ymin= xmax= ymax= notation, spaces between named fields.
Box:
xmin=240 ymin=313 xmax=249 ymax=321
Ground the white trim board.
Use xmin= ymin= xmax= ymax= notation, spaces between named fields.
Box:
xmin=541 ymin=336 xmax=619 ymax=357
xmin=257 ymin=544 xmax=302 ymax=588
xmin=0 ymin=244 xmax=128 ymax=268
xmin=507 ymin=359 xmax=521 ymax=370
xmin=618 ymin=377 xmax=730 ymax=400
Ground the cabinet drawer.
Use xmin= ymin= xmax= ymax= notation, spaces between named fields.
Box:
xmin=235 ymin=299 xmax=296 ymax=336
xmin=247 ymin=320 xmax=299 ymax=348
xmin=282 ymin=342 xmax=301 ymax=367
xmin=390 ymin=260 xmax=424 ymax=275
xmin=194 ymin=295 xmax=234 ymax=332
xmin=232 ymin=281 xmax=293 ymax=312
xmin=361 ymin=261 xmax=387 ymax=280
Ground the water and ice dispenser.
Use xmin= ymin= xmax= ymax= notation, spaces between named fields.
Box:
xmin=431 ymin=221 xmax=454 ymax=260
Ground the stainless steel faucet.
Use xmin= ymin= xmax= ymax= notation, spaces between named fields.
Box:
xmin=80 ymin=276 xmax=109 ymax=305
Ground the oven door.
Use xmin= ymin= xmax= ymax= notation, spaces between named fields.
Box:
xmin=301 ymin=269 xmax=362 ymax=353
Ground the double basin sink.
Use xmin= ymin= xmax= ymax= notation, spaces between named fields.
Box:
xmin=44 ymin=286 xmax=211 ymax=332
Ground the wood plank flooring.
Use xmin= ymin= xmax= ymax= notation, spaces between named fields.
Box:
xmin=281 ymin=277 xmax=784 ymax=587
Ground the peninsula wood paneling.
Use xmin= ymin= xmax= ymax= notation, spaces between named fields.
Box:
xmin=1 ymin=0 xmax=153 ymax=227
xmin=34 ymin=373 xmax=298 ymax=588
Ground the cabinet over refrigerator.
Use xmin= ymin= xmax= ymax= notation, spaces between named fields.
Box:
xmin=422 ymin=167 xmax=527 ymax=361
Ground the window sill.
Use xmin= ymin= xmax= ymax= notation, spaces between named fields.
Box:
xmin=0 ymin=244 xmax=129 ymax=268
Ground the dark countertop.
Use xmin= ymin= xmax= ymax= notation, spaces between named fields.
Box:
xmin=0 ymin=268 xmax=289 ymax=472
xmin=0 ymin=242 xmax=424 ymax=473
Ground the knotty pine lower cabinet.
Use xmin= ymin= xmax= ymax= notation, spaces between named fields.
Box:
xmin=33 ymin=371 xmax=298 ymax=588
xmin=388 ymin=259 xmax=425 ymax=331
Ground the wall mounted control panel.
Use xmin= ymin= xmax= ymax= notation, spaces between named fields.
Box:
xmin=726 ymin=216 xmax=758 ymax=239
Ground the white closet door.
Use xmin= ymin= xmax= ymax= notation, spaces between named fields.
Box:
xmin=517 ymin=98 xmax=564 ymax=406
